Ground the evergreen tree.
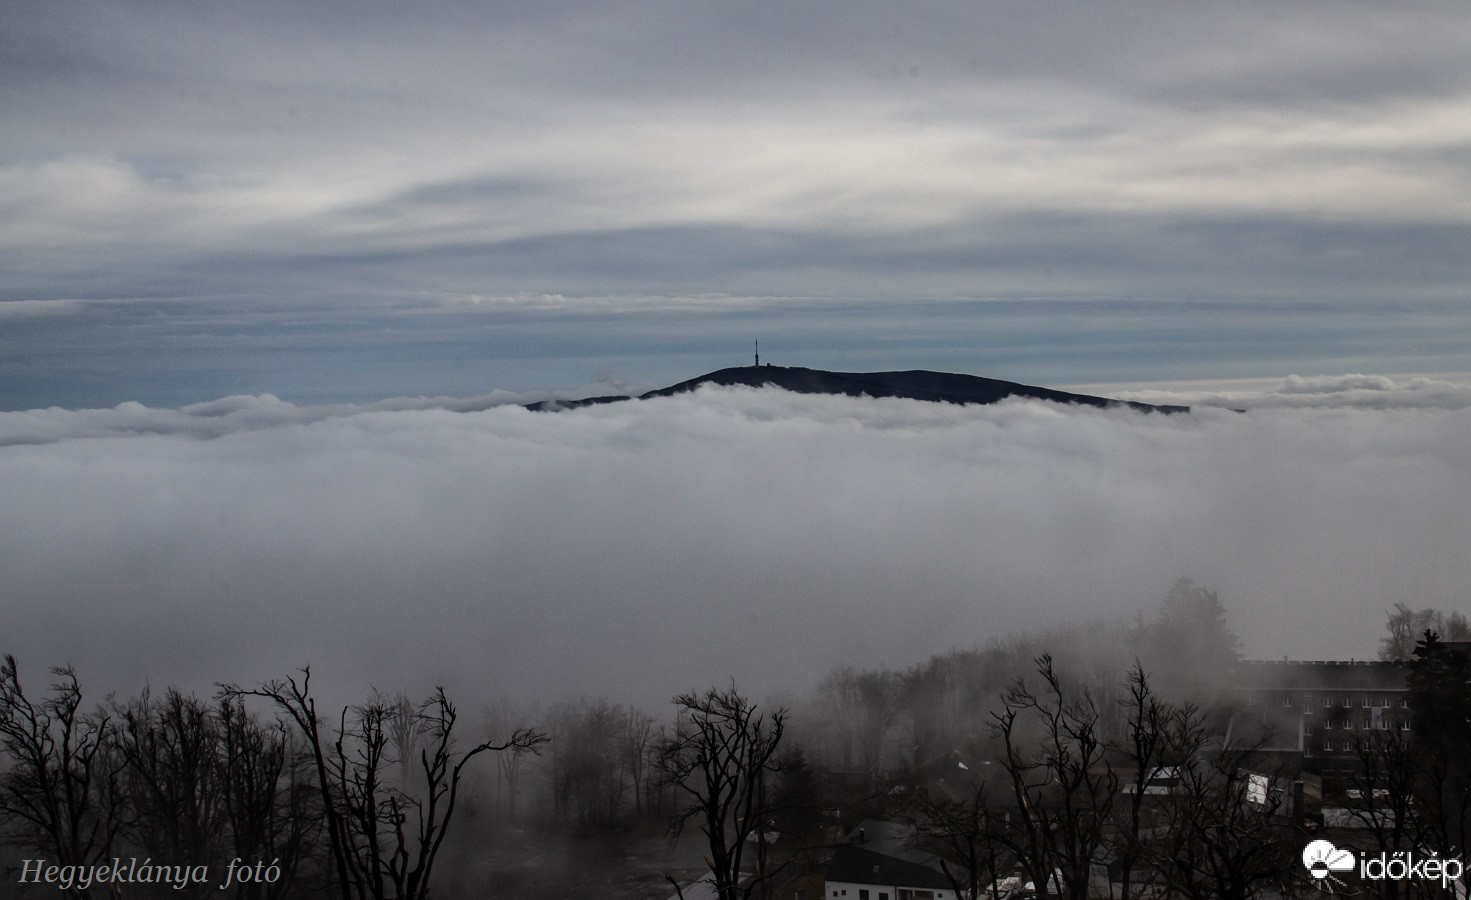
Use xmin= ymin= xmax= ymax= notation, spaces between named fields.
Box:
xmin=1406 ymin=631 xmax=1471 ymax=856
xmin=1148 ymin=578 xmax=1241 ymax=700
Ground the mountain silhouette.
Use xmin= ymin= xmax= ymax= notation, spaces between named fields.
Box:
xmin=526 ymin=366 xmax=1189 ymax=414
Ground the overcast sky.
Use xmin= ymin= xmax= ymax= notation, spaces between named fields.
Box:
xmin=4 ymin=1 xmax=1471 ymax=407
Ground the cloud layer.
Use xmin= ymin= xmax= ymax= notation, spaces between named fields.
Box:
xmin=7 ymin=1 xmax=1471 ymax=306
xmin=4 ymin=382 xmax=1466 ymax=709
xmin=6 ymin=2 xmax=1471 ymax=409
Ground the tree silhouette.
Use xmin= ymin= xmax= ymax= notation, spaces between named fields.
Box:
xmin=658 ymin=684 xmax=787 ymax=900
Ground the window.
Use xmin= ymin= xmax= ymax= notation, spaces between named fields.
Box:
xmin=861 ymin=892 xmax=870 ymax=900
xmin=1325 ymin=740 xmax=1333 ymax=751
xmin=1344 ymin=741 xmax=1353 ymax=752
xmin=1323 ymin=698 xmax=1333 ymax=708
xmin=1324 ymin=719 xmax=1332 ymax=730
xmin=1343 ymin=698 xmax=1352 ymax=708
xmin=1399 ymin=698 xmax=1408 ymax=708
xmin=1305 ymin=724 xmax=1314 ymax=734
xmin=1282 ymin=696 xmax=1292 ymax=707
xmin=1363 ymin=697 xmax=1372 ymax=707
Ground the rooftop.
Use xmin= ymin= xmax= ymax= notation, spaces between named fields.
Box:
xmin=826 ymin=819 xmax=954 ymax=889
xmin=1236 ymin=660 xmax=1409 ymax=692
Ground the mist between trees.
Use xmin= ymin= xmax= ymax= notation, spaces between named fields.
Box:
xmin=2 ymin=580 xmax=1468 ymax=899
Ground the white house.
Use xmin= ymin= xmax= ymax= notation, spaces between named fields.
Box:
xmin=824 ymin=819 xmax=965 ymax=900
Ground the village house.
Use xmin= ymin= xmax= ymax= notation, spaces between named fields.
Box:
xmin=825 ymin=819 xmax=965 ymax=900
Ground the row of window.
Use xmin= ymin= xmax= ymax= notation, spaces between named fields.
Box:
xmin=1310 ymin=727 xmax=1412 ymax=753
xmin=1306 ymin=720 xmax=1408 ymax=734
xmin=1280 ymin=695 xmax=1406 ymax=709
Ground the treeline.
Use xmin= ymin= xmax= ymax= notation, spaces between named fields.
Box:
xmin=795 ymin=577 xmax=1242 ymax=775
xmin=4 ymin=587 xmax=1467 ymax=899
xmin=895 ymin=632 xmax=1470 ymax=900
xmin=0 ymin=661 xmax=822 ymax=899
xmin=0 ymin=578 xmax=1248 ymax=899
xmin=0 ymin=662 xmax=548 ymax=900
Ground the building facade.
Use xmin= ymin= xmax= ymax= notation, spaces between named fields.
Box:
xmin=825 ymin=819 xmax=964 ymax=900
xmin=1235 ymin=660 xmax=1411 ymax=777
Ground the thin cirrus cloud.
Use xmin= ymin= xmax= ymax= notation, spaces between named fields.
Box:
xmin=2 ymin=380 xmax=1467 ymax=709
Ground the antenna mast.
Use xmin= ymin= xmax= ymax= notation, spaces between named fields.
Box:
xmin=755 ymin=340 xmax=759 ymax=367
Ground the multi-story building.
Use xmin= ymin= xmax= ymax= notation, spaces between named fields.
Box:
xmin=1234 ymin=659 xmax=1411 ymax=778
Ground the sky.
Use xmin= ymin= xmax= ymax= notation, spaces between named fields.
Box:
xmin=3 ymin=1 xmax=1471 ymax=408
xmin=3 ymin=3 xmax=1470 ymax=708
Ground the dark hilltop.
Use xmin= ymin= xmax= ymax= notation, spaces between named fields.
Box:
xmin=526 ymin=366 xmax=1190 ymax=414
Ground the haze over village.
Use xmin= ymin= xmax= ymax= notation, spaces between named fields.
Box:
xmin=3 ymin=1 xmax=1471 ymax=898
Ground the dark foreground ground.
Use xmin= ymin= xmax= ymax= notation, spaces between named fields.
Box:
xmin=433 ymin=827 xmax=714 ymax=899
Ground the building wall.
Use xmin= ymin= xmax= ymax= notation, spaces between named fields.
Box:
xmin=823 ymin=880 xmax=956 ymax=900
xmin=1238 ymin=660 xmax=1411 ymax=774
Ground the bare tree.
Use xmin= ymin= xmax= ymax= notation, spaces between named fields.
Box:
xmin=1113 ymin=663 xmax=1177 ymax=900
xmin=0 ymin=656 xmax=126 ymax=895
xmin=544 ymin=697 xmax=633 ymax=828
xmin=482 ymin=697 xmax=539 ymax=824
xmin=380 ymin=688 xmax=545 ymax=899
xmin=991 ymin=654 xmax=1119 ymax=900
xmin=383 ymin=692 xmax=429 ymax=795
xmin=817 ymin=667 xmax=900 ymax=773
xmin=907 ymin=774 xmax=1010 ymax=900
xmin=224 ymin=669 xmax=545 ymax=900
xmin=1380 ymin=605 xmax=1471 ymax=662
xmin=113 ymin=688 xmax=227 ymax=896
xmin=658 ymin=684 xmax=788 ymax=900
xmin=1347 ymin=731 xmax=1427 ymax=900
xmin=1147 ymin=735 xmax=1294 ymax=900
xmin=215 ymin=695 xmax=317 ymax=900
xmin=621 ymin=708 xmax=657 ymax=820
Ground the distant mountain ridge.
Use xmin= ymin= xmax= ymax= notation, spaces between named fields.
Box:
xmin=525 ymin=366 xmax=1189 ymax=414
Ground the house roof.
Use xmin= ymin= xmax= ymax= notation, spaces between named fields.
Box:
xmin=920 ymin=752 xmax=1028 ymax=811
xmin=826 ymin=819 xmax=954 ymax=889
xmin=1236 ymin=660 xmax=1409 ymax=692
xmin=1224 ymin=707 xmax=1305 ymax=754
xmin=664 ymin=881 xmax=720 ymax=900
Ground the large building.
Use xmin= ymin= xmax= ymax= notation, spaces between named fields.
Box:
xmin=1234 ymin=659 xmax=1411 ymax=778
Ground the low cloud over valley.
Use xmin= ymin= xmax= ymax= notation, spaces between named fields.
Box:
xmin=4 ymin=378 xmax=1466 ymax=707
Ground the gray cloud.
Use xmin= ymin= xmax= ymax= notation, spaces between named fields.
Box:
xmin=1113 ymin=373 xmax=1471 ymax=411
xmin=6 ymin=1 xmax=1471 ymax=315
xmin=3 ymin=385 xmax=1467 ymax=710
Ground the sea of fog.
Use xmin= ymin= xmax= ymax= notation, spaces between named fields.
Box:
xmin=2 ymin=375 xmax=1468 ymax=712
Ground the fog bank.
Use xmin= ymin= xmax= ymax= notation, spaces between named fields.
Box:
xmin=2 ymin=376 xmax=1467 ymax=708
